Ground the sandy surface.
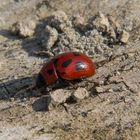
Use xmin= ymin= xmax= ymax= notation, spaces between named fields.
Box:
xmin=0 ymin=0 xmax=140 ymax=140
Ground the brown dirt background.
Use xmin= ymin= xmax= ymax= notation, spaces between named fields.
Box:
xmin=0 ymin=0 xmax=140 ymax=140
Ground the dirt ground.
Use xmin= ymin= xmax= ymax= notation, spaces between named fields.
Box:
xmin=0 ymin=0 xmax=140 ymax=140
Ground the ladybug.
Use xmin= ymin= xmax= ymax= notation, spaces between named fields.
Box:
xmin=36 ymin=52 xmax=96 ymax=89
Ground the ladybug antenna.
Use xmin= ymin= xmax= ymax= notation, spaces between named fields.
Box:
xmin=35 ymin=73 xmax=46 ymax=90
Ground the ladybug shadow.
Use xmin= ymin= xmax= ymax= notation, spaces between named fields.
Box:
xmin=0 ymin=76 xmax=101 ymax=112
xmin=0 ymin=76 xmax=77 ymax=112
xmin=0 ymin=76 xmax=36 ymax=100
xmin=0 ymin=76 xmax=51 ymax=111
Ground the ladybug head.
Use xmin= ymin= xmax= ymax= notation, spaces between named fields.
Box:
xmin=35 ymin=73 xmax=46 ymax=90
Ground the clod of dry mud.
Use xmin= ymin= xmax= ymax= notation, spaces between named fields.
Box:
xmin=11 ymin=19 xmax=36 ymax=38
xmin=0 ymin=0 xmax=140 ymax=140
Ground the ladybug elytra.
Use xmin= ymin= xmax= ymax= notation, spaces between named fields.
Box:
xmin=36 ymin=52 xmax=96 ymax=89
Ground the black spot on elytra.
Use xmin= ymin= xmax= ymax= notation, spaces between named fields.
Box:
xmin=75 ymin=61 xmax=86 ymax=70
xmin=73 ymin=52 xmax=80 ymax=56
xmin=47 ymin=69 xmax=53 ymax=75
xmin=62 ymin=59 xmax=72 ymax=68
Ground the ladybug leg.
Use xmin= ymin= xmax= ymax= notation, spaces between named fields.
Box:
xmin=52 ymin=78 xmax=70 ymax=89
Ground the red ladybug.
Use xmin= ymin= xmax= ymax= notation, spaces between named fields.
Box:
xmin=36 ymin=52 xmax=96 ymax=89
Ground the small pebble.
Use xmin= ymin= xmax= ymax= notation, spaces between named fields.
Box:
xmin=73 ymin=88 xmax=89 ymax=100
xmin=95 ymin=87 xmax=104 ymax=93
xmin=119 ymin=30 xmax=130 ymax=43
xmin=51 ymin=89 xmax=72 ymax=104
xmin=11 ymin=19 xmax=36 ymax=37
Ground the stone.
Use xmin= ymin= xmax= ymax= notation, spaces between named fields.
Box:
xmin=36 ymin=4 xmax=48 ymax=19
xmin=108 ymin=88 xmax=113 ymax=93
xmin=11 ymin=19 xmax=36 ymax=37
xmin=93 ymin=12 xmax=110 ymax=32
xmin=73 ymin=88 xmax=89 ymax=100
xmin=72 ymin=14 xmax=85 ymax=31
xmin=109 ymin=27 xmax=116 ymax=39
xmin=41 ymin=25 xmax=58 ymax=49
xmin=107 ymin=15 xmax=121 ymax=31
xmin=48 ymin=10 xmax=71 ymax=31
xmin=95 ymin=86 xmax=104 ymax=93
xmin=119 ymin=30 xmax=130 ymax=43
xmin=32 ymin=96 xmax=51 ymax=111
xmin=51 ymin=89 xmax=72 ymax=104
